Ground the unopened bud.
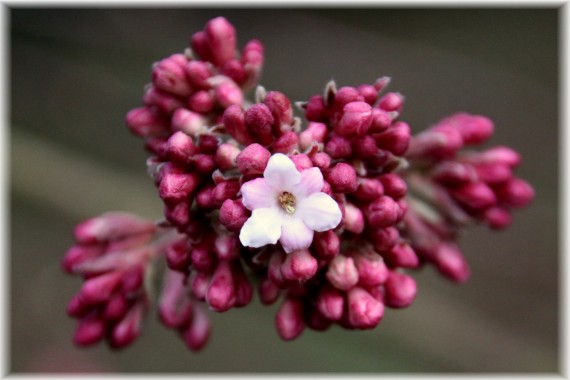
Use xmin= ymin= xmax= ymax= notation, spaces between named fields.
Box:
xmin=316 ymin=286 xmax=344 ymax=321
xmin=353 ymin=250 xmax=389 ymax=287
xmin=326 ymin=162 xmax=358 ymax=193
xmin=152 ymin=54 xmax=192 ymax=96
xmin=125 ymin=107 xmax=169 ymax=138
xmin=335 ymin=101 xmax=373 ymax=136
xmin=383 ymin=242 xmax=419 ymax=269
xmin=73 ymin=314 xmax=105 ymax=346
xmin=204 ymin=16 xmax=237 ymax=66
xmin=206 ymin=260 xmax=236 ymax=312
xmin=312 ymin=230 xmax=340 ymax=260
xmin=219 ymin=199 xmax=250 ymax=232
xmin=347 ymin=287 xmax=384 ymax=329
xmin=365 ymin=196 xmax=400 ymax=228
xmin=379 ymin=173 xmax=407 ymax=200
xmin=236 ymin=143 xmax=271 ymax=175
xmin=259 ymin=277 xmax=281 ymax=305
xmin=181 ymin=303 xmax=211 ymax=351
xmin=326 ymin=255 xmax=359 ymax=291
xmin=245 ymin=103 xmax=275 ymax=146
xmin=434 ymin=243 xmax=470 ymax=283
xmin=325 ymin=135 xmax=352 ymax=159
xmin=378 ymin=92 xmax=404 ymax=112
xmin=166 ymin=131 xmax=198 ymax=163
xmin=299 ymin=122 xmax=328 ymax=151
xmin=171 ymin=108 xmax=207 ymax=136
xmin=281 ymin=249 xmax=318 ymax=282
xmin=384 ymin=271 xmax=417 ymax=308
xmin=290 ymin=154 xmax=313 ymax=172
xmin=109 ymin=301 xmax=145 ymax=348
xmin=185 ymin=60 xmax=211 ymax=89
xmin=275 ymin=298 xmax=305 ymax=341
xmin=494 ymin=178 xmax=534 ymax=208
xmin=159 ymin=172 xmax=200 ymax=205
xmin=343 ymin=203 xmax=365 ymax=234
xmin=305 ymin=95 xmax=328 ymax=122
xmin=374 ymin=121 xmax=411 ymax=156
xmin=272 ymin=131 xmax=299 ymax=154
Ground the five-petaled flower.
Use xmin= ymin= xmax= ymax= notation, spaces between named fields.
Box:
xmin=239 ymin=153 xmax=342 ymax=253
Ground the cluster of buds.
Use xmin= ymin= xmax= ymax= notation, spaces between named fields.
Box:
xmin=403 ymin=113 xmax=534 ymax=282
xmin=63 ymin=17 xmax=534 ymax=351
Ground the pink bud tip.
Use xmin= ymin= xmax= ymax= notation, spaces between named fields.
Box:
xmin=379 ymin=173 xmax=407 ymax=200
xmin=451 ymin=182 xmax=497 ymax=212
xmin=73 ymin=212 xmax=156 ymax=245
xmin=215 ymin=80 xmax=243 ymax=108
xmin=171 ymin=108 xmax=207 ymax=136
xmin=281 ymin=249 xmax=318 ymax=282
xmin=264 ymin=91 xmax=293 ymax=130
xmin=495 ymin=178 xmax=535 ymax=208
xmin=188 ymin=90 xmax=215 ymax=113
xmin=232 ymin=262 xmax=253 ymax=307
xmin=125 ymin=107 xmax=168 ymax=138
xmin=164 ymin=201 xmax=190 ymax=228
xmin=368 ymin=226 xmax=399 ymax=252
xmin=289 ymin=154 xmax=313 ymax=171
xmin=484 ymin=206 xmax=512 ymax=230
xmin=143 ymin=86 xmax=185 ymax=114
xmin=205 ymin=17 xmax=237 ymax=66
xmin=305 ymin=95 xmax=328 ymax=122
xmin=73 ymin=315 xmax=105 ymax=346
xmin=434 ymin=243 xmax=470 ymax=283
xmin=165 ymin=239 xmax=191 ymax=271
xmin=438 ymin=113 xmax=494 ymax=145
xmin=259 ymin=278 xmax=281 ymax=305
xmin=353 ymin=250 xmax=389 ymax=287
xmin=268 ymin=250 xmax=287 ymax=288
xmin=353 ymin=178 xmax=384 ymax=201
xmin=352 ymin=135 xmax=380 ymax=160
xmin=325 ymin=135 xmax=352 ymax=159
xmin=185 ymin=60 xmax=211 ymax=89
xmin=333 ymin=87 xmax=362 ymax=110
xmin=245 ymin=103 xmax=275 ymax=146
xmin=166 ymin=131 xmax=198 ymax=163
xmin=374 ymin=121 xmax=411 ymax=156
xmin=211 ymin=179 xmax=240 ymax=208
xmin=272 ymin=131 xmax=299 ymax=154
xmin=190 ymin=244 xmax=215 ymax=273
xmin=313 ymin=230 xmax=340 ymax=260
xmin=326 ymin=162 xmax=358 ymax=193
xmin=316 ymin=286 xmax=345 ymax=321
xmin=221 ymin=59 xmax=247 ymax=85
xmin=79 ymin=272 xmax=123 ymax=305
xmin=236 ymin=143 xmax=271 ymax=175
xmin=347 ymin=287 xmax=384 ymax=329
xmin=214 ymin=234 xmax=240 ymax=261
xmin=275 ymin=298 xmax=305 ymax=341
xmin=384 ymin=242 xmax=419 ymax=269
xmin=206 ymin=261 xmax=236 ymax=312
xmin=384 ymin=271 xmax=417 ymax=308
xmin=370 ymin=108 xmax=393 ymax=133
xmin=310 ymin=152 xmax=332 ymax=170
xmin=326 ymin=255 xmax=359 ymax=291
xmin=378 ymin=92 xmax=404 ymax=112
xmin=181 ymin=304 xmax=211 ymax=351
xmin=215 ymin=143 xmax=241 ymax=171
xmin=343 ymin=203 xmax=365 ymax=234
xmin=299 ymin=122 xmax=328 ymax=151
xmin=357 ymin=84 xmax=379 ymax=105
xmin=431 ymin=161 xmax=477 ymax=185
xmin=335 ymin=101 xmax=373 ymax=136
xmin=152 ymin=54 xmax=192 ymax=96
xmin=110 ymin=302 xmax=145 ymax=349
xmin=219 ymin=199 xmax=250 ymax=232
xmin=365 ymin=196 xmax=400 ymax=228
xmin=159 ymin=172 xmax=200 ymax=205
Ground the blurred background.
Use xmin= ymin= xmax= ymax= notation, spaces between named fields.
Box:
xmin=10 ymin=8 xmax=559 ymax=373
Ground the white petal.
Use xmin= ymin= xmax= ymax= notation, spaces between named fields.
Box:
xmin=279 ymin=216 xmax=314 ymax=254
xmin=291 ymin=167 xmax=324 ymax=199
xmin=239 ymin=208 xmax=283 ymax=248
xmin=297 ymin=192 xmax=342 ymax=232
xmin=263 ymin=153 xmax=301 ymax=191
xmin=240 ymin=178 xmax=277 ymax=211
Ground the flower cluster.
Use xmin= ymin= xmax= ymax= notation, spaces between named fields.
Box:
xmin=63 ymin=17 xmax=533 ymax=351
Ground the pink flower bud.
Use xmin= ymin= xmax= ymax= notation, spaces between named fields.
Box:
xmin=206 ymin=260 xmax=236 ymax=312
xmin=196 ymin=184 xmax=215 ymax=209
xmin=181 ymin=303 xmax=211 ymax=351
xmin=204 ymin=17 xmax=236 ymax=66
xmin=219 ymin=199 xmax=250 ymax=232
xmin=479 ymin=146 xmax=521 ymax=167
xmin=450 ymin=182 xmax=497 ymax=212
xmin=275 ymin=298 xmax=305 ymax=341
xmin=191 ymin=272 xmax=210 ymax=301
xmin=73 ymin=212 xmax=156 ymax=245
xmin=232 ymin=261 xmax=253 ymax=307
xmin=365 ymin=196 xmax=400 ymax=228
xmin=215 ymin=143 xmax=241 ymax=171
xmin=164 ymin=201 xmax=190 ymax=228
xmin=434 ymin=243 xmax=470 ymax=283
xmin=73 ymin=314 xmax=105 ymax=346
xmin=67 ymin=294 xmax=90 ymax=318
xmin=197 ymin=134 xmax=219 ymax=154
xmin=159 ymin=270 xmax=193 ymax=328
xmin=352 ymin=135 xmax=380 ymax=160
xmin=79 ymin=271 xmax=123 ymax=305
xmin=347 ymin=287 xmax=384 ymax=329
xmin=188 ymin=90 xmax=215 ymax=113
xmin=343 ymin=203 xmax=365 ymax=234
xmin=474 ymin=163 xmax=512 ymax=185
xmin=259 ymin=278 xmax=281 ymax=305
xmin=325 ymin=135 xmax=352 ymax=159
xmin=264 ymin=91 xmax=293 ymax=132
xmin=370 ymin=108 xmax=393 ymax=133
xmin=171 ymin=108 xmax=206 ymax=136
xmin=316 ymin=286 xmax=344 ymax=321
xmin=165 ymin=238 xmax=191 ymax=271
xmin=215 ymin=80 xmax=243 ymax=108
xmin=280 ymin=249 xmax=318 ymax=282
xmin=289 ymin=154 xmax=313 ymax=171
xmin=494 ymin=178 xmax=534 ymax=208
xmin=165 ymin=131 xmax=198 ymax=163
xmin=379 ymin=173 xmax=407 ymax=200
xmin=326 ymin=162 xmax=358 ymax=193
xmin=378 ymin=92 xmax=404 ymax=112
xmin=236 ymin=143 xmax=271 ymax=175
xmin=438 ymin=113 xmax=494 ymax=145
xmin=272 ymin=131 xmax=299 ymax=154
xmin=332 ymin=87 xmax=362 ymax=111
xmin=190 ymin=244 xmax=215 ymax=273
xmin=299 ymin=122 xmax=328 ymax=151
xmin=374 ymin=121 xmax=411 ymax=156
xmin=241 ymin=39 xmax=264 ymax=88
xmin=312 ymin=230 xmax=340 ymax=260
xmin=185 ymin=60 xmax=211 ymax=89
xmin=305 ymin=95 xmax=328 ymax=122
xmin=326 ymin=255 xmax=359 ymax=291
xmin=159 ymin=172 xmax=200 ymax=205
xmin=383 ymin=242 xmax=419 ymax=268
xmin=191 ymin=30 xmax=212 ymax=62
xmin=353 ymin=178 xmax=384 ymax=201
xmin=407 ymin=125 xmax=463 ymax=160
xmin=310 ymin=152 xmax=332 ymax=170
xmin=211 ymin=179 xmax=240 ymax=208
xmin=484 ymin=206 xmax=512 ymax=230
xmin=143 ymin=86 xmax=184 ymax=114
xmin=121 ymin=266 xmax=144 ymax=293
xmin=245 ymin=103 xmax=275 ymax=146
xmin=109 ymin=301 xmax=145 ymax=348
xmin=384 ymin=271 xmax=417 ymax=308
xmin=335 ymin=101 xmax=373 ymax=136
xmin=125 ymin=107 xmax=169 ymax=138
xmin=221 ymin=59 xmax=247 ymax=85
xmin=368 ymin=226 xmax=399 ymax=252
xmin=214 ymin=234 xmax=240 ymax=261
xmin=353 ymin=250 xmax=389 ymax=287
xmin=62 ymin=245 xmax=103 ymax=273
xmin=305 ymin=307 xmax=332 ymax=331
xmin=193 ymin=154 xmax=216 ymax=175
xmin=431 ymin=161 xmax=477 ymax=185
xmin=152 ymin=54 xmax=192 ymax=96
xmin=357 ymin=84 xmax=379 ymax=105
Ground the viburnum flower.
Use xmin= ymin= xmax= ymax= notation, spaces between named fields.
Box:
xmin=239 ymin=153 xmax=342 ymax=253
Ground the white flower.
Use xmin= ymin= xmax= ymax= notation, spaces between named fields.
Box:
xmin=239 ymin=153 xmax=342 ymax=253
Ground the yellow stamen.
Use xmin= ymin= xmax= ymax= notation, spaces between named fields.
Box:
xmin=278 ymin=192 xmax=296 ymax=214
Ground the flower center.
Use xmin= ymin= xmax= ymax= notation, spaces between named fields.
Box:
xmin=278 ymin=192 xmax=296 ymax=214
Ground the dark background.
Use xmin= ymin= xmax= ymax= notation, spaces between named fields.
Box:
xmin=10 ymin=7 xmax=559 ymax=373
